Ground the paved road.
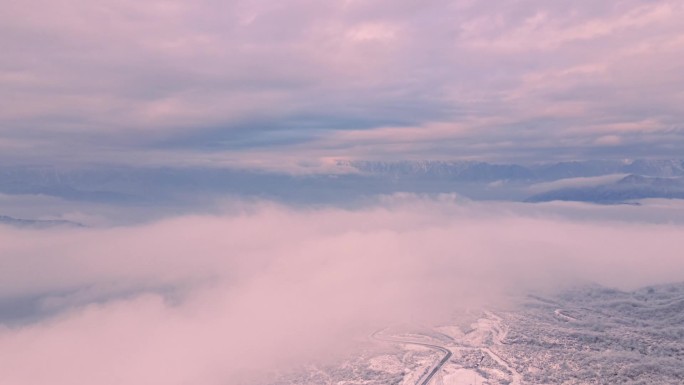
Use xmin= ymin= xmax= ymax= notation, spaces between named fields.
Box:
xmin=371 ymin=331 xmax=453 ymax=385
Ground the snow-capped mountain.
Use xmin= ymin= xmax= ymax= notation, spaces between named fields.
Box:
xmin=338 ymin=159 xmax=684 ymax=182
xmin=1 ymin=160 xmax=684 ymax=205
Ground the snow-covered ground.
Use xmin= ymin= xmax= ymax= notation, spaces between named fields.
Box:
xmin=265 ymin=282 xmax=684 ymax=385
xmin=439 ymin=367 xmax=485 ymax=385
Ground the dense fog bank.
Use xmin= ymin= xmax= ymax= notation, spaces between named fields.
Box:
xmin=1 ymin=197 xmax=683 ymax=384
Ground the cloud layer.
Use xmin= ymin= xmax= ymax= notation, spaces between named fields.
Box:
xmin=2 ymin=0 xmax=684 ymax=168
xmin=1 ymin=197 xmax=683 ymax=384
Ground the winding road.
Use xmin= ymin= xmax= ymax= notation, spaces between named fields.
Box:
xmin=371 ymin=330 xmax=453 ymax=385
xmin=372 ymin=312 xmax=523 ymax=385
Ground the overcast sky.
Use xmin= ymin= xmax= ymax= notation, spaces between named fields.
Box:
xmin=3 ymin=0 xmax=684 ymax=170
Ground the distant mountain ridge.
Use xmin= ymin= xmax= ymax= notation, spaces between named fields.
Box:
xmin=527 ymin=174 xmax=684 ymax=203
xmin=339 ymin=160 xmax=536 ymax=181
xmin=338 ymin=159 xmax=684 ymax=182
xmin=337 ymin=160 xmax=684 ymax=203
xmin=1 ymin=159 xmax=684 ymax=205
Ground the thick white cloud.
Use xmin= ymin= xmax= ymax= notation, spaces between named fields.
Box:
xmin=0 ymin=197 xmax=683 ymax=384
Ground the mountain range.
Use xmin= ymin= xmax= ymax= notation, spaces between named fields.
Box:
xmin=1 ymin=159 xmax=683 ymax=205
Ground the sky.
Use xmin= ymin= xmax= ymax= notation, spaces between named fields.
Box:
xmin=2 ymin=3 xmax=684 ymax=384
xmin=2 ymin=0 xmax=684 ymax=171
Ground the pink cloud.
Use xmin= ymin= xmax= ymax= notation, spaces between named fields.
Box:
xmin=1 ymin=198 xmax=683 ymax=383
